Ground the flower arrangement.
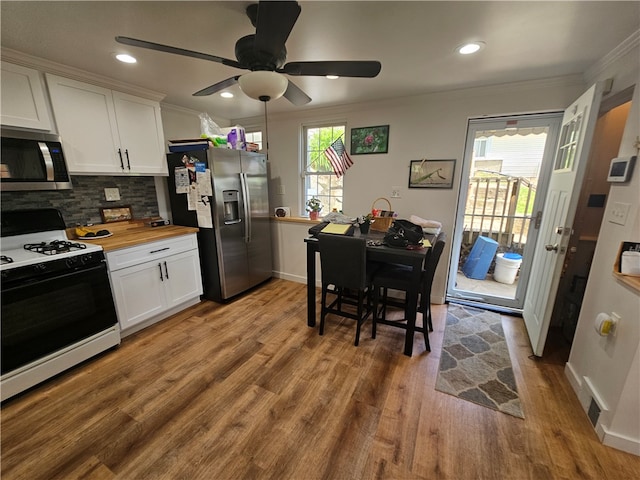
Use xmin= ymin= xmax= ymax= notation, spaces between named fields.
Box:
xmin=356 ymin=213 xmax=374 ymax=225
xmin=306 ymin=197 xmax=322 ymax=213
xmin=306 ymin=197 xmax=323 ymax=220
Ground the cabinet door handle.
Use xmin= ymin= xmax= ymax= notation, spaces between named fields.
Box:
xmin=158 ymin=263 xmax=164 ymax=281
xmin=163 ymin=261 xmax=169 ymax=279
xmin=124 ymin=149 xmax=131 ymax=170
xmin=150 ymin=247 xmax=170 ymax=254
xmin=117 ymin=149 xmax=125 ymax=170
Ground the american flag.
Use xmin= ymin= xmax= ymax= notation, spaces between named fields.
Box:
xmin=323 ymin=138 xmax=353 ymax=178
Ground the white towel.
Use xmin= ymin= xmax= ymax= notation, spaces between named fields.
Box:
xmin=409 ymin=215 xmax=442 ymax=229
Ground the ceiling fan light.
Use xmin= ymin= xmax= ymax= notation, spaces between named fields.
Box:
xmin=326 ymin=75 xmax=339 ymax=80
xmin=238 ymin=71 xmax=288 ymax=102
xmin=220 ymin=92 xmax=234 ymax=98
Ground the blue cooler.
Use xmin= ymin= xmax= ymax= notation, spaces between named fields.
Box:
xmin=462 ymin=236 xmax=499 ymax=279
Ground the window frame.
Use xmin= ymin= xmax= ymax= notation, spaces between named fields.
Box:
xmin=301 ymin=121 xmax=347 ymax=216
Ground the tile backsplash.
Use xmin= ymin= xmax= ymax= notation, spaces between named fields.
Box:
xmin=1 ymin=176 xmax=160 ymax=227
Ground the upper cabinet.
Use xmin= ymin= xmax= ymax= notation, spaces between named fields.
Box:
xmin=45 ymin=74 xmax=167 ymax=176
xmin=1 ymin=62 xmax=52 ymax=131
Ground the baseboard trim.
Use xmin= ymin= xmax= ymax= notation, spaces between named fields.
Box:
xmin=600 ymin=425 xmax=640 ymax=456
xmin=565 ymin=362 xmax=639 ymax=456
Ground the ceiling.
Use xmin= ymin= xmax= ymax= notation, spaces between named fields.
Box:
xmin=2 ymin=1 xmax=639 ymax=120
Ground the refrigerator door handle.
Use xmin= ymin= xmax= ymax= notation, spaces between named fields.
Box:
xmin=240 ymin=172 xmax=251 ymax=243
xmin=224 ymin=219 xmax=243 ymax=225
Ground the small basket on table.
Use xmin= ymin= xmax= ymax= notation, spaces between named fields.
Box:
xmin=370 ymin=197 xmax=395 ymax=232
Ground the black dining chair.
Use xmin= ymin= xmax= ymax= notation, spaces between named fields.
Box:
xmin=372 ymin=232 xmax=447 ymax=351
xmin=318 ymin=233 xmax=377 ymax=346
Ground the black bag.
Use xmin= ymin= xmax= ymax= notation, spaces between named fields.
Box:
xmin=383 ymin=219 xmax=423 ymax=247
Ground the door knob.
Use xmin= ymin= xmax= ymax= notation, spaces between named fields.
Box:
xmin=545 ymin=243 xmax=559 ymax=252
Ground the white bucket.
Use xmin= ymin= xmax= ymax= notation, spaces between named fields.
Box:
xmin=494 ymin=253 xmax=522 ymax=285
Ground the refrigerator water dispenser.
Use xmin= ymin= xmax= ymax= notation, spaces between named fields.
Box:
xmin=223 ymin=190 xmax=240 ymax=223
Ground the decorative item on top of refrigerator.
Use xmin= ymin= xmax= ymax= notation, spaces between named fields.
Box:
xmin=224 ymin=125 xmax=246 ymax=150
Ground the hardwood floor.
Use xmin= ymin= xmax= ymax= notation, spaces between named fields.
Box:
xmin=2 ymin=278 xmax=639 ymax=479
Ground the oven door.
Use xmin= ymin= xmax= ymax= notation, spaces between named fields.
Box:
xmin=1 ymin=262 xmax=118 ymax=374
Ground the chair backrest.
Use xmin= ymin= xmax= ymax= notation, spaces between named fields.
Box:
xmin=318 ymin=233 xmax=367 ymax=290
xmin=423 ymin=232 xmax=447 ymax=285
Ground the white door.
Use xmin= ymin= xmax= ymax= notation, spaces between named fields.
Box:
xmin=110 ymin=260 xmax=167 ymax=330
xmin=163 ymin=250 xmax=204 ymax=308
xmin=523 ymin=82 xmax=606 ymax=356
xmin=45 ymin=74 xmax=122 ymax=174
xmin=112 ymin=91 xmax=166 ymax=175
xmin=446 ymin=113 xmax=562 ymax=311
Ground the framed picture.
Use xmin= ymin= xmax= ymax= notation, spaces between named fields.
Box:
xmin=100 ymin=206 xmax=133 ymax=223
xmin=350 ymin=125 xmax=389 ymax=155
xmin=409 ymin=159 xmax=456 ymax=189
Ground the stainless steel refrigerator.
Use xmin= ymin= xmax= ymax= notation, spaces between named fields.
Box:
xmin=167 ymin=147 xmax=272 ymax=301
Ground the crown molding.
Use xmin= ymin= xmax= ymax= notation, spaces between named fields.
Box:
xmin=1 ymin=47 xmax=166 ymax=102
xmin=246 ymin=74 xmax=585 ymax=125
xmin=160 ymin=103 xmax=202 ymax=116
xmin=584 ymin=29 xmax=640 ymax=84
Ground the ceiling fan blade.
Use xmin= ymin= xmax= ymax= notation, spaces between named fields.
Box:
xmin=254 ymin=1 xmax=301 ymax=57
xmin=282 ymin=61 xmax=382 ymax=78
xmin=283 ymin=80 xmax=311 ymax=106
xmin=115 ymin=36 xmax=244 ymax=69
xmin=193 ymin=76 xmax=240 ymax=96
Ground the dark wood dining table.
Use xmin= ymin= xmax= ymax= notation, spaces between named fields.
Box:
xmin=305 ymin=230 xmax=432 ymax=357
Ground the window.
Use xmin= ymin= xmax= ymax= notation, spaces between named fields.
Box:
xmin=303 ymin=124 xmax=345 ymax=215
xmin=245 ymin=130 xmax=263 ymax=151
xmin=474 ymin=138 xmax=488 ymax=157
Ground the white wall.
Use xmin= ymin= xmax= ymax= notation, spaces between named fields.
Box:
xmin=565 ymin=45 xmax=640 ymax=455
xmin=237 ymin=75 xmax=586 ymax=299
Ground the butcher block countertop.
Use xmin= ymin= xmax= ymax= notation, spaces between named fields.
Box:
xmin=66 ymin=219 xmax=199 ymax=253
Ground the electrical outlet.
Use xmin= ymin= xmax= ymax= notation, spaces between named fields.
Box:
xmin=391 ymin=186 xmax=401 ymax=198
xmin=104 ymin=188 xmax=120 ymax=201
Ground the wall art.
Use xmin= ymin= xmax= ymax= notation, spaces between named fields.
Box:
xmin=350 ymin=125 xmax=389 ymax=155
xmin=100 ymin=205 xmax=133 ymax=223
xmin=409 ymin=159 xmax=456 ymax=188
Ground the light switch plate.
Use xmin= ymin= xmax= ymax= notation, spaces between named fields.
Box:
xmin=391 ymin=186 xmax=401 ymax=198
xmin=608 ymin=202 xmax=630 ymax=226
xmin=104 ymin=188 xmax=120 ymax=201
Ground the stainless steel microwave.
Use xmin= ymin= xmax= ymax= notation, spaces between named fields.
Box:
xmin=0 ymin=128 xmax=72 ymax=191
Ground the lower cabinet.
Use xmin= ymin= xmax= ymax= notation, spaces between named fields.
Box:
xmin=106 ymin=234 xmax=203 ymax=335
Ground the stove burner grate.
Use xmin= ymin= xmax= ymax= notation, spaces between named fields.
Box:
xmin=24 ymin=240 xmax=87 ymax=256
xmin=1 ymin=255 xmax=14 ymax=264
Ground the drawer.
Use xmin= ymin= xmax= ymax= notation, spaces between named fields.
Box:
xmin=106 ymin=234 xmax=198 ymax=271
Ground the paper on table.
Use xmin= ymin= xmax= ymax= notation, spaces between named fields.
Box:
xmin=321 ymin=223 xmax=352 ymax=234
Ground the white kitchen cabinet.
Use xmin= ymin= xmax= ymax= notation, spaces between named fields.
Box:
xmin=1 ymin=62 xmax=52 ymax=130
xmin=106 ymin=234 xmax=203 ymax=335
xmin=45 ymin=74 xmax=166 ymax=175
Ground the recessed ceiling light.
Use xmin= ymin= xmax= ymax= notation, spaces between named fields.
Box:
xmin=326 ymin=75 xmax=339 ymax=80
xmin=115 ymin=53 xmax=137 ymax=64
xmin=220 ymin=92 xmax=234 ymax=98
xmin=457 ymin=41 xmax=485 ymax=55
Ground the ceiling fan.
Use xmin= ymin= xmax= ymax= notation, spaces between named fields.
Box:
xmin=115 ymin=0 xmax=381 ymax=105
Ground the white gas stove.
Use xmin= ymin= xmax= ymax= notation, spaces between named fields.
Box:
xmin=1 ymin=208 xmax=120 ymax=402
xmin=0 ymin=231 xmax=103 ymax=271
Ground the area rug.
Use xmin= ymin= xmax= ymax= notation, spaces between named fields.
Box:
xmin=435 ymin=303 xmax=524 ymax=419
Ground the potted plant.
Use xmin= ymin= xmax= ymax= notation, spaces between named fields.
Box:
xmin=306 ymin=197 xmax=322 ymax=220
xmin=356 ymin=213 xmax=374 ymax=234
